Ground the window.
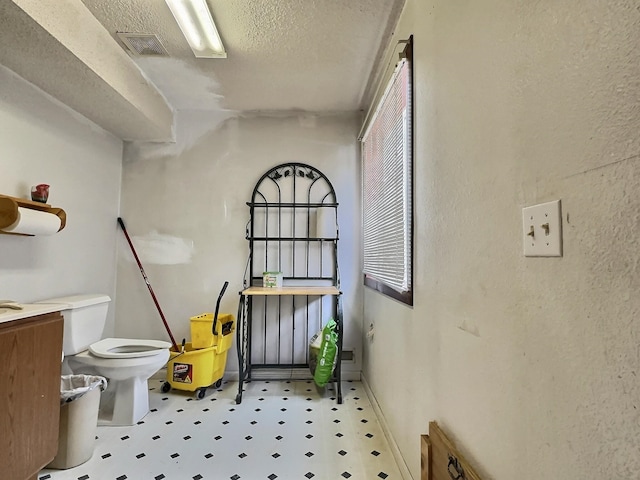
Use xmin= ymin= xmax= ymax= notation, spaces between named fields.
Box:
xmin=361 ymin=38 xmax=413 ymax=306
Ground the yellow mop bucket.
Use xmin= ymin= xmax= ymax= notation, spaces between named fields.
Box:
xmin=162 ymin=282 xmax=234 ymax=399
xmin=162 ymin=315 xmax=235 ymax=399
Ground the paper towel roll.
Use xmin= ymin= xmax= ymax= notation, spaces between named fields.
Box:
xmin=316 ymin=206 xmax=337 ymax=239
xmin=1 ymin=207 xmax=61 ymax=235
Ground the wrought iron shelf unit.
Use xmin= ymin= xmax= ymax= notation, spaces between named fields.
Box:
xmin=236 ymin=162 xmax=343 ymax=404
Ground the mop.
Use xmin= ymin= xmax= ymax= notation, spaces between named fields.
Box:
xmin=117 ymin=217 xmax=179 ymax=352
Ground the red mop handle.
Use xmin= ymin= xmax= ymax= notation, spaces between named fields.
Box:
xmin=117 ymin=217 xmax=179 ymax=351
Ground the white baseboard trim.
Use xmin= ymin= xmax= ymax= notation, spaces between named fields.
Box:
xmin=155 ymin=367 xmax=361 ymax=383
xmin=362 ymin=375 xmax=413 ymax=480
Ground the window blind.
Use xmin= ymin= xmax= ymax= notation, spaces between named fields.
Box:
xmin=362 ymin=57 xmax=412 ymax=294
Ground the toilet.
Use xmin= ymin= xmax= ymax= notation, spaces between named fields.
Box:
xmin=39 ymin=294 xmax=171 ymax=426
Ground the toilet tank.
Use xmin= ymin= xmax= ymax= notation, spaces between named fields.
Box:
xmin=38 ymin=294 xmax=111 ymax=355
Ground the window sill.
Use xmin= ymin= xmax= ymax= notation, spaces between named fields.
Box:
xmin=363 ymin=275 xmax=413 ymax=306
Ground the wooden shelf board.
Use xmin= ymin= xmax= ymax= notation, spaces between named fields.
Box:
xmin=242 ymin=286 xmax=341 ymax=296
xmin=246 ymin=202 xmax=338 ymax=207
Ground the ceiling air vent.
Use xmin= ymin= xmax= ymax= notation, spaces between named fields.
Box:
xmin=117 ymin=33 xmax=169 ymax=57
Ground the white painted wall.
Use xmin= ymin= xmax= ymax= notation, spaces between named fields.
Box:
xmin=0 ymin=65 xmax=122 ymax=334
xmin=118 ymin=112 xmax=362 ymax=376
xmin=363 ymin=1 xmax=640 ymax=479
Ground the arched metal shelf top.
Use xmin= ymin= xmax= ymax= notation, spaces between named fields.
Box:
xmin=249 ymin=162 xmax=338 ymax=207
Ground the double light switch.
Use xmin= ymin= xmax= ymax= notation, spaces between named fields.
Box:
xmin=522 ymin=200 xmax=562 ymax=257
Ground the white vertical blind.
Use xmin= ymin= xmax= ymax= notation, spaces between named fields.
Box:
xmin=361 ymin=58 xmax=412 ymax=293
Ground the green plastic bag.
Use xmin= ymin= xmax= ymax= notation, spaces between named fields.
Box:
xmin=313 ymin=318 xmax=338 ymax=387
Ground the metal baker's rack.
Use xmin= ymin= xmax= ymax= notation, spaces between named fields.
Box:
xmin=235 ymin=162 xmax=343 ymax=404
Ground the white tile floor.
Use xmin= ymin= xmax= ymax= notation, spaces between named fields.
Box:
xmin=39 ymin=378 xmax=402 ymax=480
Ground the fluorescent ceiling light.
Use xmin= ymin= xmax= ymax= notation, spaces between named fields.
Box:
xmin=165 ymin=0 xmax=226 ymax=58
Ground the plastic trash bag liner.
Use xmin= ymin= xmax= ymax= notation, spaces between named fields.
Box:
xmin=309 ymin=330 xmax=323 ymax=377
xmin=310 ymin=318 xmax=338 ymax=387
xmin=59 ymin=374 xmax=107 ymax=404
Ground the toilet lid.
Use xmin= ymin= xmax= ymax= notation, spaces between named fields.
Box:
xmin=89 ymin=338 xmax=172 ymax=359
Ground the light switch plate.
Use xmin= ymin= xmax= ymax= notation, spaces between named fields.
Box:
xmin=522 ymin=200 xmax=562 ymax=257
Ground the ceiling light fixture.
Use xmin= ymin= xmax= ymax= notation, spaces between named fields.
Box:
xmin=165 ymin=0 xmax=226 ymax=58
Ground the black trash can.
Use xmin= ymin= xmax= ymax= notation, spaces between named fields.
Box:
xmin=47 ymin=375 xmax=107 ymax=469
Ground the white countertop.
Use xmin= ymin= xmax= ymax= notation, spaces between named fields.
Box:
xmin=0 ymin=303 xmax=63 ymax=324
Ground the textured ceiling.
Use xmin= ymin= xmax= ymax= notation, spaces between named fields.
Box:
xmin=0 ymin=0 xmax=175 ymax=141
xmin=0 ymin=0 xmax=403 ymax=140
xmin=81 ymin=0 xmax=405 ymax=112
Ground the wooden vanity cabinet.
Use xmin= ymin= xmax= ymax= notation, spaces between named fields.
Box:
xmin=0 ymin=312 xmax=63 ymax=480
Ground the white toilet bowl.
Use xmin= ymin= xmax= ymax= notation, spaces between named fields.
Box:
xmin=37 ymin=294 xmax=172 ymax=426
xmin=68 ymin=338 xmax=170 ymax=426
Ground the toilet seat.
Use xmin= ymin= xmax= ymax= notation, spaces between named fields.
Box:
xmin=89 ymin=338 xmax=172 ymax=359
xmin=71 ymin=347 xmax=170 ymax=370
